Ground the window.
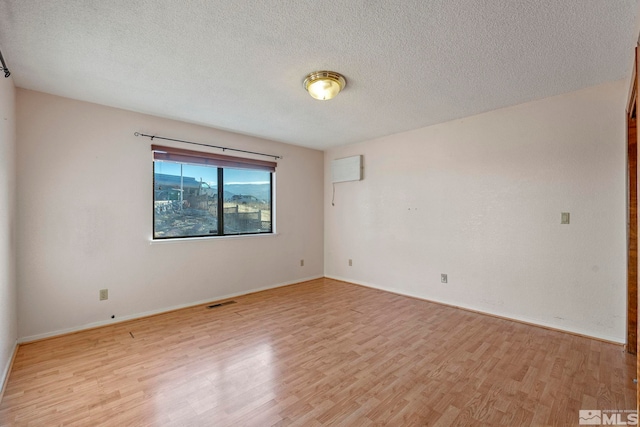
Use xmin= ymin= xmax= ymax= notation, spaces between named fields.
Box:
xmin=152 ymin=145 xmax=275 ymax=239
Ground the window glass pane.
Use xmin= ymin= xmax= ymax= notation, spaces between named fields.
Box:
xmin=223 ymin=168 xmax=272 ymax=234
xmin=154 ymin=161 xmax=219 ymax=238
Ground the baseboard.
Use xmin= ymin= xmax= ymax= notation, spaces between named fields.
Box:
xmin=325 ymin=275 xmax=625 ymax=345
xmin=19 ymin=275 xmax=324 ymax=344
xmin=0 ymin=341 xmax=18 ymax=404
xmin=18 ymin=274 xmax=622 ymax=346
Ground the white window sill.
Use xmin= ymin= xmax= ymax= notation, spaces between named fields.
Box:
xmin=149 ymin=232 xmax=279 ymax=244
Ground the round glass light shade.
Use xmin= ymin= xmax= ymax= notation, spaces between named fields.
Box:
xmin=303 ymin=71 xmax=346 ymax=101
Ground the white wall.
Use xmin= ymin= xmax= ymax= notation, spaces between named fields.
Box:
xmin=325 ymin=80 xmax=628 ymax=343
xmin=0 ymin=75 xmax=17 ymax=387
xmin=16 ymin=89 xmax=324 ymax=341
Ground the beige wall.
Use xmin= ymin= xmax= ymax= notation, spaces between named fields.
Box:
xmin=325 ymin=80 xmax=627 ymax=342
xmin=16 ymin=89 xmax=324 ymax=341
xmin=8 ymin=78 xmax=632 ymax=344
xmin=0 ymin=75 xmax=17 ymax=386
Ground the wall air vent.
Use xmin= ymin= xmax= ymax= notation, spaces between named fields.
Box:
xmin=207 ymin=300 xmax=237 ymax=309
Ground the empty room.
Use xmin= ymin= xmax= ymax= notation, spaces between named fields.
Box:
xmin=1 ymin=1 xmax=640 ymax=426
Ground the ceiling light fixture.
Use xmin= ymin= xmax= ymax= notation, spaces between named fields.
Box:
xmin=303 ymin=71 xmax=346 ymax=101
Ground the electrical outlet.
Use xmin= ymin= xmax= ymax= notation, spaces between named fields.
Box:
xmin=99 ymin=289 xmax=108 ymax=301
xmin=441 ymin=274 xmax=448 ymax=284
xmin=561 ymin=212 xmax=570 ymax=224
xmin=300 ymin=259 xmax=304 ymax=267
xmin=349 ymin=259 xmax=353 ymax=267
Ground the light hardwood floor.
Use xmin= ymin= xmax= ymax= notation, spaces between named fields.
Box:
xmin=0 ymin=278 xmax=636 ymax=426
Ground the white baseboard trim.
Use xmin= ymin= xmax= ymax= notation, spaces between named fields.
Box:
xmin=18 ymin=275 xmax=324 ymax=344
xmin=325 ymin=275 xmax=625 ymax=345
xmin=0 ymin=340 xmax=18 ymax=403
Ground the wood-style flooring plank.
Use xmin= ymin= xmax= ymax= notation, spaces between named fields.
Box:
xmin=0 ymin=278 xmax=636 ymax=426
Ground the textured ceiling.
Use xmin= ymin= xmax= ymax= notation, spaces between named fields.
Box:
xmin=0 ymin=1 xmax=637 ymax=149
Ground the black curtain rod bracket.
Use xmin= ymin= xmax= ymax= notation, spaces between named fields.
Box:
xmin=134 ymin=132 xmax=282 ymax=160
xmin=0 ymin=49 xmax=10 ymax=78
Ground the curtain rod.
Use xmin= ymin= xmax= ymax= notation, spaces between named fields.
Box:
xmin=134 ymin=132 xmax=282 ymax=160
xmin=0 ymin=49 xmax=10 ymax=78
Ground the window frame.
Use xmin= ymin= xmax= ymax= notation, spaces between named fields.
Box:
xmin=152 ymin=145 xmax=276 ymax=240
